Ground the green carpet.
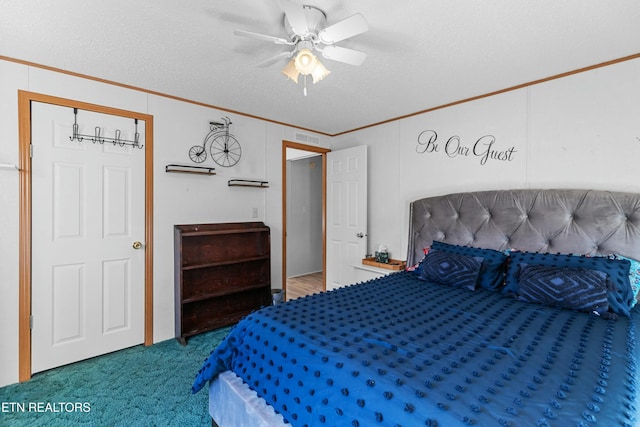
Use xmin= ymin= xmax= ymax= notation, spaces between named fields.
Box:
xmin=0 ymin=327 xmax=231 ymax=427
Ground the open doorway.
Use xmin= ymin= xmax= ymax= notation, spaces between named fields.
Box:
xmin=282 ymin=141 xmax=330 ymax=300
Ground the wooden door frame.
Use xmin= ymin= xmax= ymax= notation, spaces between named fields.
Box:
xmin=17 ymin=90 xmax=154 ymax=382
xmin=282 ymin=141 xmax=330 ymax=297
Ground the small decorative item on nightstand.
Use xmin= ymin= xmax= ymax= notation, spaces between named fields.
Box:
xmin=375 ymin=245 xmax=389 ymax=263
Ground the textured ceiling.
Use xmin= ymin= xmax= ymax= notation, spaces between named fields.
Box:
xmin=1 ymin=0 xmax=639 ymax=135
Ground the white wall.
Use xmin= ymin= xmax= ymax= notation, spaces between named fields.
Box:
xmin=149 ymin=94 xmax=273 ymax=338
xmin=333 ymin=57 xmax=640 ymax=263
xmin=0 ymin=58 xmax=329 ymax=387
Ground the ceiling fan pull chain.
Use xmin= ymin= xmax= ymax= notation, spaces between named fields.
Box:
xmin=303 ymin=75 xmax=308 ymax=96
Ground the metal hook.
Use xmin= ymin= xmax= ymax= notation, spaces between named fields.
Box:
xmin=133 ymin=119 xmax=143 ymax=148
xmin=69 ymin=108 xmax=83 ymax=142
xmin=70 ymin=122 xmax=82 ymax=142
xmin=114 ymin=129 xmax=124 ymax=146
xmin=134 ymin=132 xmax=143 ymax=148
xmin=94 ymin=127 xmax=103 ymax=144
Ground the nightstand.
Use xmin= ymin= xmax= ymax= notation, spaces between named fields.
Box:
xmin=352 ymin=263 xmax=397 ymax=282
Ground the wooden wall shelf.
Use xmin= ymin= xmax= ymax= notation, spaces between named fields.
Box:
xmin=166 ymin=164 xmax=216 ymax=175
xmin=228 ymin=179 xmax=269 ymax=188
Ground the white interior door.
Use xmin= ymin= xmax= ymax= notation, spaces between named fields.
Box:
xmin=31 ymin=102 xmax=145 ymax=373
xmin=326 ymin=145 xmax=368 ymax=291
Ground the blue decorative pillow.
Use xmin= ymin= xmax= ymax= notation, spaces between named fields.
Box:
xmin=505 ymin=251 xmax=633 ymax=316
xmin=419 ymin=249 xmax=483 ymax=290
xmin=516 ymin=264 xmax=610 ymax=314
xmin=430 ymin=241 xmax=508 ymax=290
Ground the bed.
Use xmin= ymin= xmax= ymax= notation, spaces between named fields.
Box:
xmin=193 ymin=189 xmax=640 ymax=427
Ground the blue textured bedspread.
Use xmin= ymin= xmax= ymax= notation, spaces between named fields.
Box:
xmin=193 ymin=271 xmax=640 ymax=426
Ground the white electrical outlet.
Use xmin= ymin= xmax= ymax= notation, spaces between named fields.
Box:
xmin=252 ymin=208 xmax=258 ymax=218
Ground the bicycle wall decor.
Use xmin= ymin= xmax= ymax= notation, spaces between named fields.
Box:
xmin=189 ymin=117 xmax=242 ymax=167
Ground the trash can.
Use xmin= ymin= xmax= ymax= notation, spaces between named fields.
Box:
xmin=271 ymin=289 xmax=284 ymax=305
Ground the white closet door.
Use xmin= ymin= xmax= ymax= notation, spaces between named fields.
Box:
xmin=31 ymin=102 xmax=145 ymax=373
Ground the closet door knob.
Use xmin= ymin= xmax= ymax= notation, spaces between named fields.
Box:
xmin=132 ymin=241 xmax=143 ymax=249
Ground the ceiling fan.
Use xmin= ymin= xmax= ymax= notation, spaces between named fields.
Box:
xmin=234 ymin=1 xmax=369 ymax=95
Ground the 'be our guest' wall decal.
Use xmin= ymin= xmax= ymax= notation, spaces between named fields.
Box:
xmin=416 ymin=130 xmax=517 ymax=165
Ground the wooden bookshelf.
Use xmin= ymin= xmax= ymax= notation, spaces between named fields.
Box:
xmin=174 ymin=222 xmax=271 ymax=345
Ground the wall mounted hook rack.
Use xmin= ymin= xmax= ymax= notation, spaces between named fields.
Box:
xmin=69 ymin=108 xmax=143 ymax=149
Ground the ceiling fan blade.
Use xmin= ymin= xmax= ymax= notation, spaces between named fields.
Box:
xmin=318 ymin=13 xmax=368 ymax=44
xmin=234 ymin=29 xmax=293 ymax=45
xmin=279 ymin=0 xmax=309 ymax=37
xmin=256 ymin=51 xmax=293 ymax=68
xmin=321 ymin=45 xmax=367 ymax=66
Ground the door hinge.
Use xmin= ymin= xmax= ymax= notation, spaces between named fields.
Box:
xmin=30 ymin=144 xmax=33 ymax=158
xmin=29 ymin=315 xmax=33 ymax=329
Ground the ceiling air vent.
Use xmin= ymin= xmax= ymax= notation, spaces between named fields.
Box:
xmin=295 ymin=132 xmax=320 ymax=145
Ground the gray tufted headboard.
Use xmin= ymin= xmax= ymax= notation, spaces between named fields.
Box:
xmin=407 ymin=189 xmax=640 ymax=267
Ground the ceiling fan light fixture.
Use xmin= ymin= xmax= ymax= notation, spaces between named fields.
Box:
xmin=311 ymin=60 xmax=330 ymax=83
xmin=282 ymin=58 xmax=299 ymax=83
xmin=283 ymin=48 xmax=330 ymax=91
xmin=236 ymin=3 xmax=368 ymax=95
xmin=294 ymin=48 xmax=318 ymax=75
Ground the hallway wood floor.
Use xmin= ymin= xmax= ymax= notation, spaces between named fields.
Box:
xmin=286 ymin=271 xmax=324 ymax=301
